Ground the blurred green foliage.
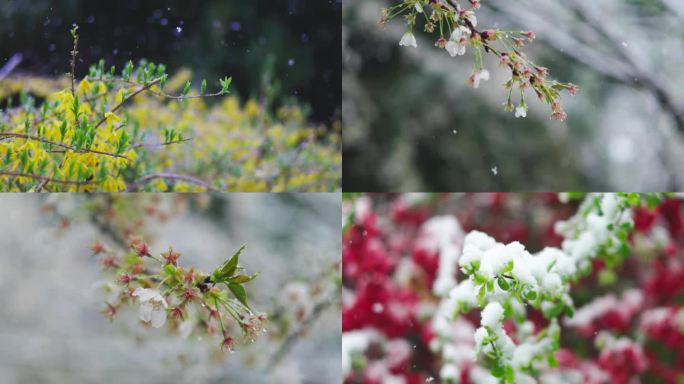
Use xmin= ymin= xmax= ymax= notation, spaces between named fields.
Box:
xmin=0 ymin=0 xmax=340 ymax=123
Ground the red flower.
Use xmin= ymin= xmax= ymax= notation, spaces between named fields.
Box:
xmin=161 ymin=246 xmax=181 ymax=266
xmin=131 ymin=240 xmax=151 ymax=257
xmin=91 ymin=241 xmax=105 ymax=255
xmin=342 ymin=277 xmax=418 ymax=338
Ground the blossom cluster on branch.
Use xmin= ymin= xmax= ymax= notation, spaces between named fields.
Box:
xmin=380 ymin=0 xmax=578 ymax=120
xmin=94 ymin=240 xmax=266 ymax=353
xmin=342 ymin=193 xmax=684 ymax=384
xmin=43 ymin=194 xmax=342 ymax=371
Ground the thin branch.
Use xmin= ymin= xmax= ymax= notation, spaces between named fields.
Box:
xmin=0 ymin=132 xmax=130 ymax=160
xmin=129 ymin=172 xmax=217 ymax=191
xmin=93 ymin=77 xmax=161 ymax=130
xmin=129 ymin=137 xmax=193 ymax=149
xmin=70 ymin=31 xmax=78 ymax=95
xmin=486 ymin=0 xmax=684 ymax=132
xmin=88 ymin=196 xmax=129 ymax=250
xmin=267 ymin=286 xmax=339 ymax=368
xmin=0 ymin=171 xmax=90 ymax=186
xmin=85 ymin=76 xmax=228 ymax=100
xmin=0 ymin=53 xmax=22 ymax=81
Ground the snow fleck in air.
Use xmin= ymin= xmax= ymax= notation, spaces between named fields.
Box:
xmin=288 ymin=59 xmax=295 ymax=66
xmin=491 ymin=166 xmax=498 ymax=175
xmin=621 ymin=41 xmax=628 ymax=47
xmin=176 ymin=26 xmax=183 ymax=33
xmin=426 ymin=378 xmax=434 ymax=383
xmin=372 ymin=303 xmax=384 ymax=313
xmin=452 ymin=130 xmax=457 ymax=135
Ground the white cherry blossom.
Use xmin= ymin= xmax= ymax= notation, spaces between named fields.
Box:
xmin=515 ymin=105 xmax=528 ymax=118
xmin=132 ymin=287 xmax=168 ymax=328
xmin=399 ymin=32 xmax=417 ymax=48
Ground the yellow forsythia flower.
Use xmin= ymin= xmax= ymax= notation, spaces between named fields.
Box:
xmin=76 ymin=79 xmax=93 ymax=95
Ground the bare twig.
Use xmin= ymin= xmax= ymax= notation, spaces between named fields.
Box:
xmin=267 ymin=286 xmax=339 ymax=368
xmin=93 ymin=77 xmax=162 ymax=130
xmin=0 ymin=171 xmax=90 ymax=186
xmin=129 ymin=137 xmax=193 ymax=149
xmin=70 ymin=30 xmax=78 ymax=95
xmin=0 ymin=54 xmax=22 ymax=81
xmin=128 ymin=172 xmax=217 ymax=191
xmin=0 ymin=132 xmax=130 ymax=160
xmin=486 ymin=0 xmax=684 ymax=132
xmin=88 ymin=196 xmax=129 ymax=250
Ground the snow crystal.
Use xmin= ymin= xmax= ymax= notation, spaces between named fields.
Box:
xmin=474 ymin=327 xmax=488 ymax=348
xmin=464 ymin=231 xmax=497 ymax=251
xmin=480 ymin=244 xmax=513 ymax=277
xmin=459 ymin=244 xmax=483 ymax=267
xmin=449 ymin=280 xmax=478 ymax=307
xmin=481 ymin=302 xmax=504 ymax=328
xmin=511 ymin=253 xmax=537 ymax=287
xmin=542 ymin=273 xmax=562 ymax=295
xmin=512 ymin=343 xmax=535 ymax=368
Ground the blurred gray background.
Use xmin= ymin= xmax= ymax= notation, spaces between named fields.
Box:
xmin=0 ymin=193 xmax=340 ymax=384
xmin=343 ymin=0 xmax=684 ymax=191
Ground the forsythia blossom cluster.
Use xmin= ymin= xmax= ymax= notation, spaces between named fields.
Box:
xmin=0 ymin=27 xmax=341 ymax=192
xmin=381 ymin=0 xmax=578 ymax=120
xmin=95 ymin=240 xmax=266 ymax=352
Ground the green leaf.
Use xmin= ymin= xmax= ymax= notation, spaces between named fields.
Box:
xmin=162 ymin=264 xmax=180 ymax=282
xmin=491 ymin=363 xmax=504 ymax=378
xmin=477 ymin=285 xmax=486 ymax=307
xmin=181 ymin=80 xmax=191 ymax=97
xmin=227 ymin=282 xmax=249 ymax=308
xmin=497 ymin=277 xmax=510 ymax=291
xmin=200 ymin=79 xmax=207 ymax=95
xmin=543 ymin=302 xmax=564 ymax=319
xmin=211 ymin=244 xmax=246 ymax=282
xmin=219 ymin=76 xmax=232 ymax=94
xmin=227 ymin=272 xmax=259 ymax=284
xmin=123 ymin=60 xmax=133 ymax=81
xmin=548 ymin=354 xmax=558 ymax=368
xmin=504 ymin=365 xmax=515 ymax=383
